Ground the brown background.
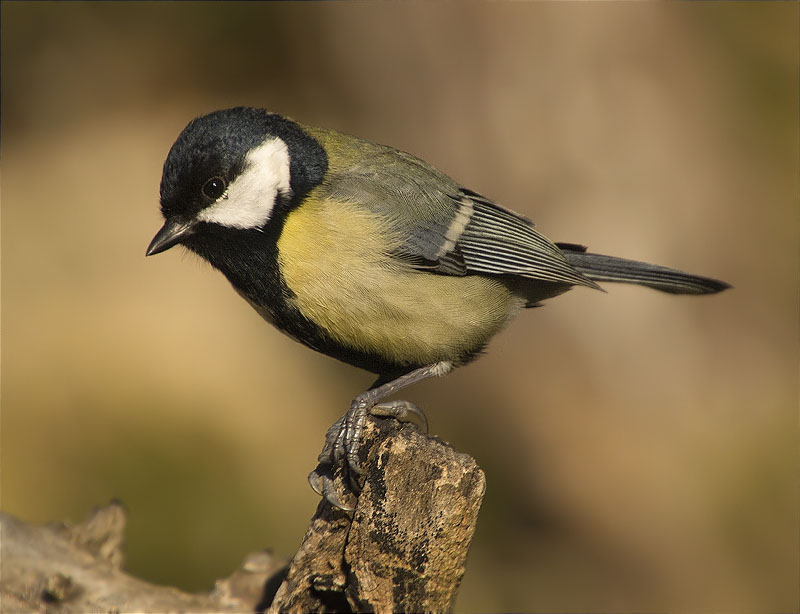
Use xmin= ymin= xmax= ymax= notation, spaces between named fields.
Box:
xmin=2 ymin=2 xmax=797 ymax=612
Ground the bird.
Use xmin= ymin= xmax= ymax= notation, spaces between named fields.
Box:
xmin=147 ymin=106 xmax=729 ymax=509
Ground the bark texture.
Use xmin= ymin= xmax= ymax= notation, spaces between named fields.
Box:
xmin=270 ymin=418 xmax=486 ymax=612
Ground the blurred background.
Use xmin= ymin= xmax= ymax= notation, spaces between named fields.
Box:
xmin=2 ymin=3 xmax=797 ymax=612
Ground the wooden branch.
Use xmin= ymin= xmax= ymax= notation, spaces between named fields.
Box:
xmin=269 ymin=417 xmax=486 ymax=612
xmin=0 ymin=501 xmax=284 ymax=613
xmin=1 ymin=417 xmax=485 ymax=614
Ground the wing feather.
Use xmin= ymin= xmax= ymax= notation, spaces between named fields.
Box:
xmin=317 ymin=138 xmax=596 ymax=288
xmin=458 ymin=198 xmax=598 ymax=288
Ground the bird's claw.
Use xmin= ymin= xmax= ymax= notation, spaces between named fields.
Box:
xmin=310 ymin=398 xmax=428 ymax=510
xmin=369 ymin=399 xmax=429 ymax=433
xmin=307 ymin=468 xmax=354 ymax=512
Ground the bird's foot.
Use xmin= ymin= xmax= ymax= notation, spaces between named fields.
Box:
xmin=308 ymin=362 xmax=451 ymax=510
xmin=308 ymin=398 xmax=428 ymax=511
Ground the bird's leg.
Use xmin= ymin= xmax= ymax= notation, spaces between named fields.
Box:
xmin=308 ymin=361 xmax=453 ymax=510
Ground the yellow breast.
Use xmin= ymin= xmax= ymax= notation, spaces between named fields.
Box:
xmin=276 ymin=195 xmax=523 ymax=367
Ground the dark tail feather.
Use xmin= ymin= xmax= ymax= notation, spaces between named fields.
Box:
xmin=557 ymin=243 xmax=731 ymax=295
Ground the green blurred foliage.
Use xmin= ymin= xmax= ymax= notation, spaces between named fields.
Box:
xmin=2 ymin=2 xmax=797 ymax=612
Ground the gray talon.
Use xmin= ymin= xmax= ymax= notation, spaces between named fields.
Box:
xmin=371 ymin=399 xmax=429 ymax=433
xmin=308 ymin=470 xmax=324 ymax=496
xmin=321 ymin=474 xmax=354 ymax=512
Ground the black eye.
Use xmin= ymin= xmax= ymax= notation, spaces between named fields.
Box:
xmin=202 ymin=176 xmax=227 ymax=200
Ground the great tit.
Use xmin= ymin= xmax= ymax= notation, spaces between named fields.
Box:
xmin=147 ymin=107 xmax=729 ymax=509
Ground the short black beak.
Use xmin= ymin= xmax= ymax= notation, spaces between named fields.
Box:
xmin=146 ymin=218 xmax=197 ymax=256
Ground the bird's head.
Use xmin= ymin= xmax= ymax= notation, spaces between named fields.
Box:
xmin=147 ymin=107 xmax=327 ymax=256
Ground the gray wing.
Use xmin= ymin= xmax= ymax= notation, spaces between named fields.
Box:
xmin=323 ymin=144 xmax=598 ymax=289
xmin=455 ymin=188 xmax=599 ymax=288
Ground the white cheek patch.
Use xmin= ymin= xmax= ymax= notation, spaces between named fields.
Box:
xmin=197 ymin=137 xmax=292 ymax=229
